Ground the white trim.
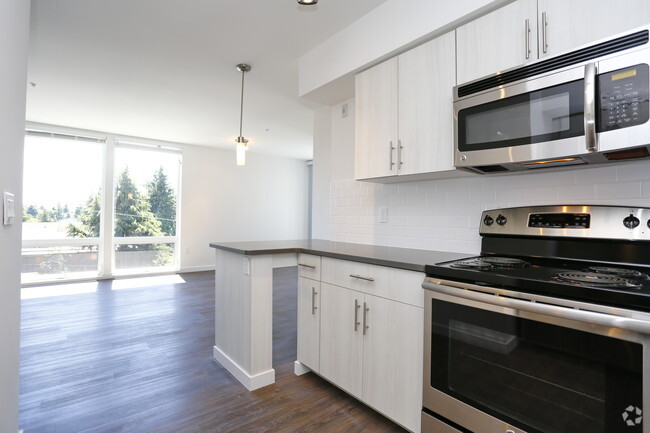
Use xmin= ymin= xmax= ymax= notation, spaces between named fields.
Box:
xmin=213 ymin=345 xmax=275 ymax=391
xmin=294 ymin=360 xmax=312 ymax=376
xmin=22 ymin=238 xmax=100 ymax=248
xmin=178 ymin=265 xmax=214 ymax=273
xmin=112 ymin=236 xmax=176 ymax=245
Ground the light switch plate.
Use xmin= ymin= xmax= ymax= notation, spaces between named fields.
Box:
xmin=3 ymin=192 xmax=15 ymax=226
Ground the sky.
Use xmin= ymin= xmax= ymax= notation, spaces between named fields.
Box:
xmin=23 ymin=135 xmax=180 ymax=212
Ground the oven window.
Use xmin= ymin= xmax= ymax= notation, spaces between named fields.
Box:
xmin=458 ymin=79 xmax=585 ymax=151
xmin=430 ymin=300 xmax=643 ymax=433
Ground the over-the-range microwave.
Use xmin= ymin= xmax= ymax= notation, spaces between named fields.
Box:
xmin=454 ymin=26 xmax=650 ymax=174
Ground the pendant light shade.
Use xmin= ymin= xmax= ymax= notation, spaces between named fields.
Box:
xmin=298 ymin=0 xmax=318 ymax=4
xmin=235 ymin=63 xmax=251 ymax=166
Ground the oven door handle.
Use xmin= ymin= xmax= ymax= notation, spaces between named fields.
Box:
xmin=423 ymin=279 xmax=650 ymax=334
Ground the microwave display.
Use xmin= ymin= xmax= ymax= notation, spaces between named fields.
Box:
xmin=597 ymin=64 xmax=650 ymax=132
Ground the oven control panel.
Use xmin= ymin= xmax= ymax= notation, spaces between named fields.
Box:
xmin=528 ymin=213 xmax=590 ymax=228
xmin=480 ymin=205 xmax=650 ymax=240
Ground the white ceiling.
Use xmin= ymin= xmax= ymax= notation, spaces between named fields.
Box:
xmin=26 ymin=0 xmax=388 ymax=160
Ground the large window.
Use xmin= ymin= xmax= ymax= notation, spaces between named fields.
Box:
xmin=21 ymin=129 xmax=182 ymax=284
xmin=22 ymin=133 xmax=104 ymax=283
xmin=112 ymin=143 xmax=181 ymax=274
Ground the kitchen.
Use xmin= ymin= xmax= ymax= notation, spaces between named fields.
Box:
xmin=2 ymin=0 xmax=650 ymax=432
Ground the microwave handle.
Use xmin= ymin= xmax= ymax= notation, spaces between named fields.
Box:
xmin=584 ymin=62 xmax=598 ymax=152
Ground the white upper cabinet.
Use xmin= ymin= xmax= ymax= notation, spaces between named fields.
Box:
xmin=355 ymin=30 xmax=456 ymax=180
xmin=398 ymin=31 xmax=456 ymax=175
xmin=355 ymin=58 xmax=399 ymax=180
xmin=538 ymin=0 xmax=650 ymax=59
xmin=457 ymin=0 xmax=650 ymax=85
xmin=457 ymin=0 xmax=537 ymax=85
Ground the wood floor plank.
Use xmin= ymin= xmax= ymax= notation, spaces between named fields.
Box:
xmin=20 ymin=269 xmax=407 ymax=433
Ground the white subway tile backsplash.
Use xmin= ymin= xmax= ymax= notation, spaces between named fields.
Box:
xmin=574 ymin=165 xmax=617 ymax=185
xmin=595 ymin=182 xmax=641 ymax=199
xmin=329 ymin=163 xmax=650 ymax=254
xmin=616 ymin=162 xmax=650 ymax=182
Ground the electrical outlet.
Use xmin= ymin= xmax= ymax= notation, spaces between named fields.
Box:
xmin=379 ymin=207 xmax=389 ymax=223
xmin=341 ymin=103 xmax=349 ymax=118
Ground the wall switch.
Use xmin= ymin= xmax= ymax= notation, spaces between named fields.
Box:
xmin=243 ymin=256 xmax=251 ymax=276
xmin=379 ymin=207 xmax=389 ymax=223
xmin=341 ymin=103 xmax=349 ymax=118
xmin=3 ymin=192 xmax=15 ymax=226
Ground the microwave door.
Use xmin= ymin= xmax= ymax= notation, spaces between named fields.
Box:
xmin=455 ymin=66 xmax=588 ymax=170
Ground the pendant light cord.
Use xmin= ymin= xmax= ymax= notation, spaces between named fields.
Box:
xmin=239 ymin=70 xmax=245 ymax=137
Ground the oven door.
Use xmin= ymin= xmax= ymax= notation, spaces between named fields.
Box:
xmin=422 ymin=279 xmax=649 ymax=433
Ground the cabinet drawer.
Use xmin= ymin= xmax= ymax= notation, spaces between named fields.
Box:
xmin=297 ymin=253 xmax=321 ymax=280
xmin=321 ymin=257 xmax=424 ymax=308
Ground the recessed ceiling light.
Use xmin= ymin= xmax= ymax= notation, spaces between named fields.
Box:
xmin=298 ymin=0 xmax=318 ymax=4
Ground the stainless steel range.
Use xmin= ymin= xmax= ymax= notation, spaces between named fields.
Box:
xmin=422 ymin=205 xmax=650 ymax=433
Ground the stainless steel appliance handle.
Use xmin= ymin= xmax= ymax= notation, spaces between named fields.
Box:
xmin=524 ymin=19 xmax=531 ymax=59
xmin=354 ymin=299 xmax=361 ymax=332
xmin=311 ymin=286 xmax=318 ymax=315
xmin=349 ymin=274 xmax=375 ymax=282
xmin=389 ymin=141 xmax=395 ymax=171
xmin=584 ymin=62 xmax=598 ymax=152
xmin=398 ymin=139 xmax=403 ymax=169
xmin=541 ymin=11 xmax=548 ymax=54
xmin=363 ymin=302 xmax=369 ymax=335
xmin=423 ymin=279 xmax=650 ymax=334
xmin=298 ymin=263 xmax=316 ymax=269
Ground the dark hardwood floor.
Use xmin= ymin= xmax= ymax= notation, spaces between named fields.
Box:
xmin=20 ymin=269 xmax=407 ymax=433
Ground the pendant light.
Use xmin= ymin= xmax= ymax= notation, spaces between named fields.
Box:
xmin=235 ymin=63 xmax=251 ymax=166
xmin=297 ymin=0 xmax=318 ymax=4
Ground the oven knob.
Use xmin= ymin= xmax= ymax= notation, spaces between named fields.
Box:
xmin=623 ymin=214 xmax=640 ymax=229
xmin=496 ymin=214 xmax=507 ymax=225
xmin=483 ymin=215 xmax=494 ymax=226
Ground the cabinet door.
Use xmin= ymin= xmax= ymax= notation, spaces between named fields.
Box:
xmin=355 ymin=58 xmax=399 ymax=180
xmin=456 ymin=0 xmax=537 ymax=84
xmin=319 ymin=282 xmax=363 ymax=399
xmin=538 ymin=0 xmax=650 ymax=59
xmin=362 ymin=295 xmax=423 ymax=433
xmin=398 ymin=31 xmax=456 ymax=175
xmin=297 ymin=277 xmax=320 ymax=372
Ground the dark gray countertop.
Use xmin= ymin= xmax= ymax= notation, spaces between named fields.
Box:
xmin=209 ymin=239 xmax=470 ymax=272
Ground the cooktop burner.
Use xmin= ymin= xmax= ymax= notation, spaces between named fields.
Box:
xmin=554 ymin=271 xmax=642 ymax=289
xmin=450 ymin=256 xmax=529 ymax=270
xmin=587 ymin=266 xmax=647 ymax=280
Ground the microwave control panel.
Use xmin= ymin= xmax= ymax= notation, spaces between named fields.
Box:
xmin=597 ymin=63 xmax=649 ymax=132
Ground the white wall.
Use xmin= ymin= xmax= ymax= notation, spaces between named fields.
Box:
xmin=298 ymin=0 xmax=510 ymax=103
xmin=0 ymin=0 xmax=30 ymax=431
xmin=317 ymin=103 xmax=650 ymax=253
xmin=311 ymin=107 xmax=331 ymax=239
xmin=180 ymin=145 xmax=309 ymax=271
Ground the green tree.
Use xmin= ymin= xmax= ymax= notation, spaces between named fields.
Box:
xmin=37 ymin=206 xmax=55 ymax=222
xmin=114 ymin=167 xmax=162 ymax=239
xmin=66 ymin=191 xmax=101 ymax=238
xmin=147 ymin=167 xmax=176 ymax=236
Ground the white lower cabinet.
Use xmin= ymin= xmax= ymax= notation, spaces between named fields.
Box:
xmin=319 ymin=282 xmax=364 ymax=398
xmin=361 ymin=294 xmax=423 ymax=433
xmin=316 ymin=258 xmax=424 ymax=433
xmin=297 ymin=277 xmax=321 ymax=372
